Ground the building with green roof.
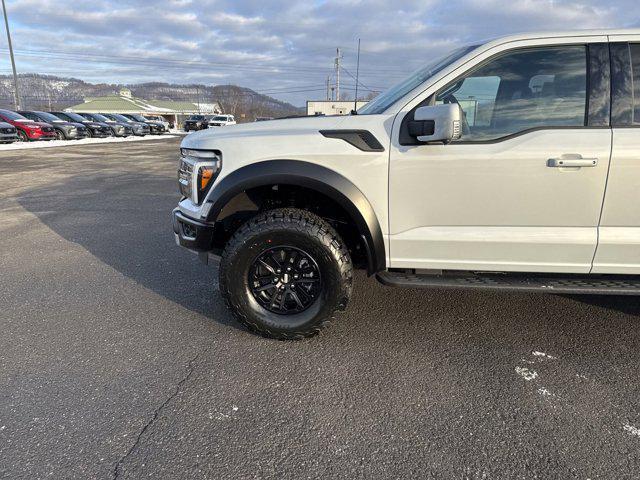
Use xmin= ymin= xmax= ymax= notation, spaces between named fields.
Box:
xmin=67 ymin=88 xmax=222 ymax=127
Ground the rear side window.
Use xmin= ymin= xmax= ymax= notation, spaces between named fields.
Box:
xmin=436 ymin=46 xmax=588 ymax=142
xmin=630 ymin=44 xmax=640 ymax=124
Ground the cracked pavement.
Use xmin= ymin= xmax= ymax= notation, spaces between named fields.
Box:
xmin=1 ymin=138 xmax=640 ymax=479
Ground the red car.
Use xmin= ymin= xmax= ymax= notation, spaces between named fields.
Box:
xmin=0 ymin=109 xmax=56 ymax=142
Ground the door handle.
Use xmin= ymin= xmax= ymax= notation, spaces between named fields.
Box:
xmin=547 ymin=156 xmax=598 ymax=168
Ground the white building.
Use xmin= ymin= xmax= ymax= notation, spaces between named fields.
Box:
xmin=307 ymin=100 xmax=369 ymax=116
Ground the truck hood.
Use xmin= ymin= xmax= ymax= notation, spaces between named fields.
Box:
xmin=181 ymin=115 xmax=347 ymax=148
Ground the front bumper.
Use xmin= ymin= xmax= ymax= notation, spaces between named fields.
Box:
xmin=172 ymin=208 xmax=218 ymax=251
xmin=90 ymin=128 xmax=111 ymax=138
xmin=0 ymin=132 xmax=17 ymax=142
xmin=30 ymin=132 xmax=56 ymax=141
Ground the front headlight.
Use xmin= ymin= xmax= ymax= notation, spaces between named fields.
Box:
xmin=178 ymin=149 xmax=222 ymax=204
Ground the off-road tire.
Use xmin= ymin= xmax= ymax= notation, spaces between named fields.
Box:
xmin=219 ymin=208 xmax=353 ymax=340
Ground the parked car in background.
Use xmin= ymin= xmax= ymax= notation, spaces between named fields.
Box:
xmin=143 ymin=115 xmax=171 ymax=131
xmin=121 ymin=114 xmax=165 ymax=135
xmin=80 ymin=113 xmax=132 ymax=137
xmin=0 ymin=109 xmax=56 ymax=142
xmin=19 ymin=111 xmax=88 ymax=140
xmin=51 ymin=111 xmax=112 ymax=138
xmin=184 ymin=115 xmax=211 ymax=132
xmin=208 ymin=114 xmax=236 ymax=127
xmin=76 ymin=113 xmax=123 ymax=138
xmin=0 ymin=121 xmax=17 ymax=143
xmin=101 ymin=113 xmax=150 ymax=136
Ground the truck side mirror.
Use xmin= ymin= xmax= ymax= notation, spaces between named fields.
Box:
xmin=409 ymin=104 xmax=462 ymax=143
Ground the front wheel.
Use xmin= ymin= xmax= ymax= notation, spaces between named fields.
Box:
xmin=55 ymin=130 xmax=65 ymax=140
xmin=219 ymin=208 xmax=353 ymax=340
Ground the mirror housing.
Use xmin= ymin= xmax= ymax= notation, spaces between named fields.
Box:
xmin=410 ymin=104 xmax=462 ymax=143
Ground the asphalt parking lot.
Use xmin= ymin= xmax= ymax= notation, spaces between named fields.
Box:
xmin=1 ymin=137 xmax=640 ymax=479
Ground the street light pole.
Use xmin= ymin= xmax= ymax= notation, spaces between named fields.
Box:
xmin=1 ymin=0 xmax=20 ymax=110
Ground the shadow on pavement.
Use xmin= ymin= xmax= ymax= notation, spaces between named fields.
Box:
xmin=16 ymin=170 xmax=241 ymax=331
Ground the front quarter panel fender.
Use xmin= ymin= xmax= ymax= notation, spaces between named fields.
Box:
xmin=204 ymin=160 xmax=386 ymax=274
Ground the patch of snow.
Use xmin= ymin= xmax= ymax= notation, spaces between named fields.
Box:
xmin=208 ymin=406 xmax=239 ymax=421
xmin=624 ymin=424 xmax=640 ymax=437
xmin=0 ymin=135 xmax=178 ymax=151
xmin=533 ymin=351 xmax=557 ymax=360
xmin=537 ymin=388 xmax=553 ymax=396
xmin=515 ymin=366 xmax=539 ymax=381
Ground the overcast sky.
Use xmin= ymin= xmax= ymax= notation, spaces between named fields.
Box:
xmin=1 ymin=0 xmax=639 ymax=106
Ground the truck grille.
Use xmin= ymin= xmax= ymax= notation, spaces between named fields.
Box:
xmin=178 ymin=159 xmax=194 ymax=200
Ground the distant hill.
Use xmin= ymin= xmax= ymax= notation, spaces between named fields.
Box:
xmin=0 ymin=74 xmax=304 ymax=121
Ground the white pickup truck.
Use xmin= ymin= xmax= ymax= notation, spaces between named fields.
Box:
xmin=208 ymin=115 xmax=236 ymax=127
xmin=173 ymin=29 xmax=640 ymax=339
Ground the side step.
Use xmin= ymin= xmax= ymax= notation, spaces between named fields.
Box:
xmin=376 ymin=271 xmax=640 ymax=296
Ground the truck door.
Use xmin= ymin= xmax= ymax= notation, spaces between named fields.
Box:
xmin=592 ymin=39 xmax=640 ymax=273
xmin=389 ymin=41 xmax=612 ymax=273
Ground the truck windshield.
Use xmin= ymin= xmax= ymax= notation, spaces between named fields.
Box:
xmin=358 ymin=45 xmax=479 ymax=115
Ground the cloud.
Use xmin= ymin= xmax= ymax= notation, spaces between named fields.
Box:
xmin=0 ymin=0 xmax=638 ymax=105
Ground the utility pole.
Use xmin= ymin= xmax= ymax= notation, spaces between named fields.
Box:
xmin=354 ymin=38 xmax=361 ymax=112
xmin=1 ymin=0 xmax=20 ymax=110
xmin=334 ymin=48 xmax=342 ymax=101
xmin=326 ymin=75 xmax=330 ymax=101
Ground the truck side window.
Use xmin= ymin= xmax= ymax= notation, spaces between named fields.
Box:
xmin=630 ymin=44 xmax=640 ymax=124
xmin=435 ymin=46 xmax=588 ymax=142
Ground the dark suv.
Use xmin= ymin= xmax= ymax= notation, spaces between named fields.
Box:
xmin=184 ymin=115 xmax=211 ymax=132
xmin=81 ymin=113 xmax=132 ymax=137
xmin=51 ymin=111 xmax=112 ymax=138
xmin=19 ymin=111 xmax=89 ymax=140
xmin=121 ymin=114 xmax=165 ymax=135
xmin=101 ymin=113 xmax=150 ymax=136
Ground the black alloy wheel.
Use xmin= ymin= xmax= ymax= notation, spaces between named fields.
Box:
xmin=248 ymin=246 xmax=322 ymax=315
xmin=219 ymin=208 xmax=353 ymax=340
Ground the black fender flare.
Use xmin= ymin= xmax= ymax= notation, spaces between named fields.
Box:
xmin=204 ymin=160 xmax=385 ymax=275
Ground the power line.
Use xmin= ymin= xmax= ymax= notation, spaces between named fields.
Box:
xmin=0 ymin=46 xmax=410 ymax=77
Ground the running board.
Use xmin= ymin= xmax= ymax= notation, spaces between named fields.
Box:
xmin=376 ymin=271 xmax=640 ymax=296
